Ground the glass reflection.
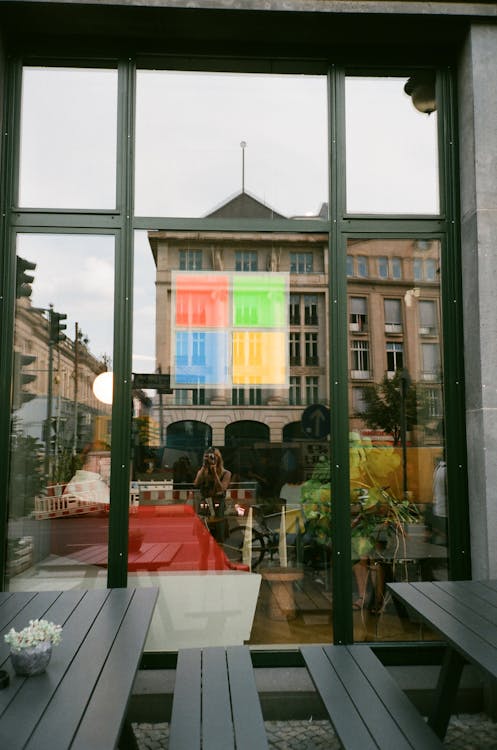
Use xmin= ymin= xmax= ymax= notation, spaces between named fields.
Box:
xmin=7 ymin=234 xmax=114 ymax=591
xmin=135 ymin=71 xmax=328 ymax=218
xmin=345 ymin=76 xmax=439 ymax=215
xmin=347 ymin=238 xmax=447 ymax=641
xmin=19 ymin=68 xmax=118 ymax=209
xmin=132 ymin=216 xmax=332 ymax=650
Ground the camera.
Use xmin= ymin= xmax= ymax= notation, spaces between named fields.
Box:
xmin=204 ymin=451 xmax=216 ymax=466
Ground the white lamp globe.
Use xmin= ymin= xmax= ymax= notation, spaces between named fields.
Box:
xmin=93 ymin=371 xmax=113 ymax=405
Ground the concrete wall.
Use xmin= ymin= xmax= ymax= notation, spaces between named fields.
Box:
xmin=459 ymin=23 xmax=497 ymax=578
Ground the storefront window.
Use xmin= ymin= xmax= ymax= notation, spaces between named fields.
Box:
xmin=135 ymin=71 xmax=328 ymax=219
xmin=132 ymin=215 xmax=332 ymax=650
xmin=347 ymin=238 xmax=447 ymax=640
xmin=4 ymin=61 xmax=450 ymax=649
xmin=345 ymin=76 xmax=439 ymax=215
xmin=7 ymin=234 xmax=114 ymax=590
xmin=18 ymin=68 xmax=118 ymax=209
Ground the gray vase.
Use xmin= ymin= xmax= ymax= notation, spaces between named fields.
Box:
xmin=10 ymin=641 xmax=52 ymax=676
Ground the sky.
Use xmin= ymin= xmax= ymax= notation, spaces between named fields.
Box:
xmin=17 ymin=67 xmax=439 ymax=372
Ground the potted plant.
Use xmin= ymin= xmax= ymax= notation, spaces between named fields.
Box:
xmin=4 ymin=619 xmax=62 ymax=676
xmin=301 ymin=435 xmax=420 ymax=567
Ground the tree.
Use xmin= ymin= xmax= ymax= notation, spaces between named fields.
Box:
xmin=9 ymin=424 xmax=44 ymax=517
xmin=355 ymin=371 xmax=420 ymax=446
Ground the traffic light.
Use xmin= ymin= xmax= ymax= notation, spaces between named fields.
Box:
xmin=13 ymin=351 xmax=37 ymax=409
xmin=42 ymin=417 xmax=58 ymax=454
xmin=49 ymin=309 xmax=67 ymax=344
xmin=15 ymin=256 xmax=36 ymax=299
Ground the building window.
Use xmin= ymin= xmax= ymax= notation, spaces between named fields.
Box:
xmin=289 ymin=376 xmax=301 ymax=405
xmin=422 ymin=343 xmax=440 ymax=381
xmin=377 ymin=256 xmax=402 ymax=280
xmin=425 ymin=258 xmax=437 ymax=281
xmin=386 ymin=342 xmax=404 ymax=376
xmin=419 ymin=299 xmax=438 ymax=335
xmin=414 ymin=257 xmax=437 ymax=282
xmin=289 ymin=294 xmax=300 ymax=325
xmin=357 ymin=256 xmax=369 ymax=278
xmin=304 ymin=295 xmax=318 ymax=325
xmin=192 ymin=332 xmax=206 ymax=365
xmin=352 ymin=387 xmax=367 ymax=414
xmin=346 ymin=255 xmax=354 ymax=277
xmin=384 ymin=298 xmax=403 ymax=333
xmin=349 ymin=297 xmax=368 ymax=332
xmin=231 ymin=388 xmax=262 ymax=406
xmin=427 ymin=387 xmax=442 ymax=418
xmin=289 ymin=332 xmax=301 ymax=366
xmin=290 ymin=252 xmax=313 ymax=273
xmin=232 ymin=388 xmax=245 ymax=405
xmin=179 ymin=249 xmax=202 ymax=270
xmin=413 ymin=258 xmax=423 ymax=281
xmin=305 ymin=333 xmax=319 ymax=366
xmin=192 ymin=388 xmax=205 ymax=405
xmin=176 ymin=332 xmax=188 ymax=366
xmin=391 ymin=257 xmax=402 ymax=280
xmin=175 ymin=389 xmax=189 ymax=405
xmin=305 ymin=376 xmax=319 ymax=404
xmin=235 ymin=251 xmax=257 ymax=272
xmin=249 ymin=388 xmax=262 ymax=405
xmin=378 ymin=256 xmax=389 ymax=279
xmin=351 ymin=340 xmax=370 ymax=378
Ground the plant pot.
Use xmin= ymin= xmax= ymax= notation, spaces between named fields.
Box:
xmin=10 ymin=641 xmax=52 ymax=676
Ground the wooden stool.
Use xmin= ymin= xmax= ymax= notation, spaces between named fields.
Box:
xmin=261 ymin=566 xmax=304 ymax=620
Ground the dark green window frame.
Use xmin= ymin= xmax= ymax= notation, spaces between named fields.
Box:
xmin=0 ymin=57 xmax=470 ymax=649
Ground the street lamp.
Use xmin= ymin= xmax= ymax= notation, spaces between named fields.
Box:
xmin=398 ymin=368 xmax=411 ymax=498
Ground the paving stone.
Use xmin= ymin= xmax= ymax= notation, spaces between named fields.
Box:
xmin=133 ymin=713 xmax=497 ymax=748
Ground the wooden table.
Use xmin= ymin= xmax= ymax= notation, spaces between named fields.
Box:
xmin=0 ymin=587 xmax=158 ymax=750
xmin=388 ymin=579 xmax=497 ymax=739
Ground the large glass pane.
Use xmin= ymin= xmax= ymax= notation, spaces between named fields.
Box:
xmin=7 ymin=234 xmax=114 ymax=591
xmin=347 ymin=238 xmax=447 ymax=641
xmin=131 ymin=222 xmax=332 ymax=651
xmin=345 ymin=76 xmax=439 ymax=215
xmin=18 ymin=68 xmax=118 ymax=209
xmin=135 ymin=71 xmax=328 ymax=219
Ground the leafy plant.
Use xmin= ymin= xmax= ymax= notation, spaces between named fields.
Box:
xmin=301 ymin=436 xmax=420 ymax=556
xmin=9 ymin=424 xmax=44 ymax=517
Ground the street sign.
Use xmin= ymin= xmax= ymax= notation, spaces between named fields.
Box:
xmin=301 ymin=404 xmax=330 ymax=439
xmin=132 ymin=373 xmax=172 ymax=393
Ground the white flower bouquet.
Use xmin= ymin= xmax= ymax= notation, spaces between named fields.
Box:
xmin=4 ymin=619 xmax=62 ymax=652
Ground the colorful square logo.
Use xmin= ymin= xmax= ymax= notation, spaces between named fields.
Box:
xmin=171 ymin=271 xmax=288 ymax=388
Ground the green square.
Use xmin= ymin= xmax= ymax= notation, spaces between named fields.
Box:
xmin=233 ymin=274 xmax=287 ymax=328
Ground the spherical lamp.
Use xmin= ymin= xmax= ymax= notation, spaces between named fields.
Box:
xmin=93 ymin=371 xmax=113 ymax=405
xmin=404 ymin=73 xmax=437 ymax=115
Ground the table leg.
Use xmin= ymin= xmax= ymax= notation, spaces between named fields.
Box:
xmin=428 ymin=646 xmax=465 ymax=739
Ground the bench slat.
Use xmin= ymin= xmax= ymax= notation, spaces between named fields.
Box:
xmin=170 ymin=646 xmax=267 ymax=750
xmin=169 ymin=649 xmax=202 ymax=749
xmin=301 ymin=645 xmax=444 ymax=750
xmin=227 ymin=646 xmax=269 ymax=750
xmin=301 ymin=645 xmax=377 ymax=750
xmin=349 ymin=645 xmax=443 ymax=750
xmin=203 ymin=648 xmax=235 ymax=750
xmin=323 ymin=646 xmax=414 ymax=750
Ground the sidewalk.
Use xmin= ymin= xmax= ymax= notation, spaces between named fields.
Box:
xmin=134 ymin=713 xmax=497 ymax=749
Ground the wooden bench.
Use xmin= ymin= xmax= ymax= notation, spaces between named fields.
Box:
xmin=169 ymin=646 xmax=268 ymax=750
xmin=301 ymin=644 xmax=444 ymax=750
